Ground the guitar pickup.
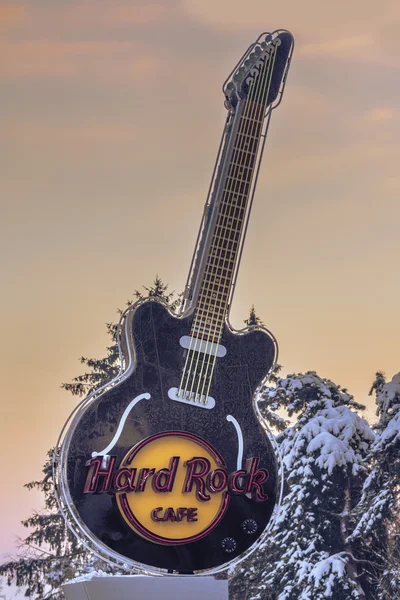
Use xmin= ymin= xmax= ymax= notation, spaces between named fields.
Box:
xmin=179 ymin=336 xmax=227 ymax=357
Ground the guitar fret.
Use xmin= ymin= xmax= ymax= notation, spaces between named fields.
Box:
xmin=202 ymin=278 xmax=231 ymax=294
xmin=202 ymin=289 xmax=225 ymax=302
xmin=210 ymin=245 xmax=236 ymax=264
xmin=190 ymin=113 xmax=260 ymax=344
xmin=229 ymin=156 xmax=254 ymax=171
xmin=209 ymin=250 xmax=235 ymax=264
xmin=219 ymin=203 xmax=245 ymax=218
xmin=212 ymin=231 xmax=239 ymax=247
xmin=228 ymin=163 xmax=253 ymax=183
xmin=215 ymin=222 xmax=241 ymax=236
xmin=193 ymin=313 xmax=224 ymax=327
xmin=238 ymin=132 xmax=259 ymax=140
xmin=196 ymin=317 xmax=221 ymax=329
xmin=209 ymin=250 xmax=235 ymax=261
xmin=241 ymin=115 xmax=262 ymax=124
xmin=217 ymin=213 xmax=241 ymax=227
xmin=229 ymin=162 xmax=254 ymax=176
xmin=197 ymin=300 xmax=227 ymax=318
xmin=203 ymin=272 xmax=231 ymax=285
xmin=200 ymin=286 xmax=229 ymax=305
xmin=203 ymin=274 xmax=232 ymax=289
xmin=205 ymin=267 xmax=231 ymax=280
xmin=232 ymin=147 xmax=256 ymax=157
xmin=226 ymin=175 xmax=250 ymax=193
xmin=196 ymin=309 xmax=224 ymax=324
xmin=230 ymin=151 xmax=255 ymax=168
xmin=195 ymin=324 xmax=223 ymax=336
xmin=236 ymin=135 xmax=259 ymax=154
xmin=200 ymin=291 xmax=228 ymax=306
xmin=192 ymin=323 xmax=220 ymax=334
xmin=214 ymin=225 xmax=240 ymax=240
xmin=215 ymin=218 xmax=241 ymax=232
xmin=238 ymin=122 xmax=262 ymax=138
xmin=222 ymin=190 xmax=247 ymax=203
xmin=191 ymin=331 xmax=219 ymax=344
xmin=207 ymin=260 xmax=235 ymax=275
xmin=206 ymin=264 xmax=232 ymax=278
xmin=226 ymin=174 xmax=250 ymax=184
xmin=204 ymin=267 xmax=234 ymax=285
xmin=203 ymin=263 xmax=233 ymax=281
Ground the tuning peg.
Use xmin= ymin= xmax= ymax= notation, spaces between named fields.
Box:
xmin=233 ymin=68 xmax=245 ymax=82
xmin=244 ymin=59 xmax=252 ymax=67
xmin=274 ymin=37 xmax=282 ymax=47
xmin=254 ymin=46 xmax=262 ymax=56
xmin=226 ymin=82 xmax=235 ymax=91
xmin=265 ymin=33 xmax=272 ymax=43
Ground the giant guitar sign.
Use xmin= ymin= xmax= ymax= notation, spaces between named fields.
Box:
xmin=55 ymin=30 xmax=294 ymax=574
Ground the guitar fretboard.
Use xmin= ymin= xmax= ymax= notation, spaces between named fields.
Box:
xmin=191 ymin=102 xmax=264 ymax=343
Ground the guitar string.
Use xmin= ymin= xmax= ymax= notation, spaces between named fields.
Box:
xmin=179 ymin=41 xmax=278 ymax=403
xmin=181 ymin=44 xmax=275 ymax=403
xmin=188 ymin=48 xmax=274 ymax=404
xmin=191 ymin=49 xmax=274 ymax=404
xmin=177 ymin=74 xmax=264 ymax=402
xmin=202 ymin=43 xmax=279 ymax=403
xmin=180 ymin=52 xmax=267 ymax=403
xmin=201 ymin=43 xmax=279 ymax=404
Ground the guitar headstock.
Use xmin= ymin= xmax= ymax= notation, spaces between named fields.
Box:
xmin=223 ymin=30 xmax=294 ymax=113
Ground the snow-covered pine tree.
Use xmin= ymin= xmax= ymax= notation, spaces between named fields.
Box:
xmin=350 ymin=372 xmax=400 ymax=599
xmin=0 ymin=278 xmax=177 ymax=599
xmin=231 ymin=371 xmax=375 ymax=600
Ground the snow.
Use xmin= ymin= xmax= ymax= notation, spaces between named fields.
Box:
xmin=247 ymin=372 xmax=375 ymax=599
xmin=69 ymin=570 xmax=116 ymax=583
xmin=377 ymin=373 xmax=400 ymax=415
xmin=282 ymin=402 xmax=374 ymax=476
xmin=374 ymin=410 xmax=400 ymax=450
xmin=306 ymin=554 xmax=347 ymax=597
xmin=233 ymin=372 xmax=400 ymax=600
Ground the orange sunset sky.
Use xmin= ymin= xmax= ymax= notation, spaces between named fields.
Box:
xmin=1 ymin=0 xmax=400 ymax=588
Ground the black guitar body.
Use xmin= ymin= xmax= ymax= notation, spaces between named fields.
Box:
xmin=64 ymin=299 xmax=279 ymax=572
xmin=59 ymin=30 xmax=294 ymax=573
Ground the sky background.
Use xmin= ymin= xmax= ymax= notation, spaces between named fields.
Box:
xmin=1 ymin=0 xmax=400 ymax=594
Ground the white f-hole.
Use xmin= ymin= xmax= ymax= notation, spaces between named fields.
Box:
xmin=226 ymin=415 xmax=244 ymax=470
xmin=92 ymin=393 xmax=151 ymax=457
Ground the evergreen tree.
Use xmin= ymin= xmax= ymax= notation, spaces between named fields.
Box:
xmin=244 ymin=305 xmax=264 ymax=327
xmin=350 ymin=372 xmax=400 ymax=599
xmin=231 ymin=371 xmax=375 ymax=600
xmin=0 ymin=279 xmax=177 ymax=599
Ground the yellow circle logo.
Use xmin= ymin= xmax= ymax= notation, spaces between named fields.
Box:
xmin=115 ymin=432 xmax=229 ymax=545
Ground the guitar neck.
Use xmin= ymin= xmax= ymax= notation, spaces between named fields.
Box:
xmin=191 ymin=99 xmax=266 ymax=342
xmin=181 ymin=31 xmax=293 ymax=343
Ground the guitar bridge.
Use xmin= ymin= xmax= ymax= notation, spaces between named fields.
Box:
xmin=168 ymin=387 xmax=215 ymax=409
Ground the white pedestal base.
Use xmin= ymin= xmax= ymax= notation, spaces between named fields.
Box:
xmin=62 ymin=575 xmax=228 ymax=600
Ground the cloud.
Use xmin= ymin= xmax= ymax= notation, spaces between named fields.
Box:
xmin=181 ymin=0 xmax=400 ymax=68
xmin=0 ymin=40 xmax=159 ymax=78
xmin=11 ymin=1 xmax=174 ymax=38
xmin=263 ymin=141 xmax=399 ymax=191
xmin=0 ymin=120 xmax=150 ymax=147
xmin=366 ymin=108 xmax=394 ymax=122
xmin=75 ymin=2 xmax=170 ymax=25
xmin=0 ymin=3 xmax=25 ymax=26
xmin=297 ymin=35 xmax=371 ymax=58
xmin=182 ymin=0 xmax=387 ymax=36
